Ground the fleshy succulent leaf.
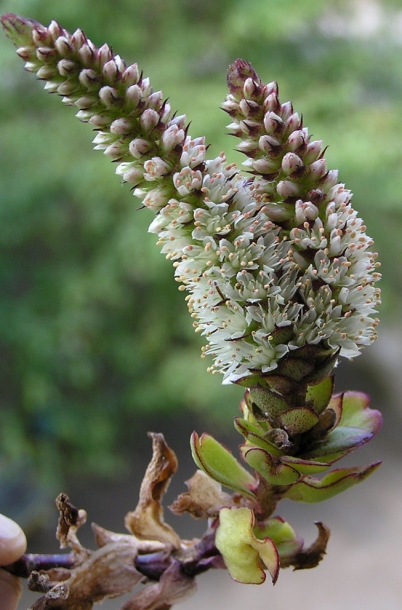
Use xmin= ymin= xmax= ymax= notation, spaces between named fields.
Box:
xmin=277 ymin=407 xmax=319 ymax=435
xmin=254 ymin=517 xmax=303 ymax=561
xmin=190 ymin=432 xmax=256 ymax=497
xmin=306 ymin=376 xmax=334 ymax=415
xmin=215 ymin=507 xmax=280 ymax=584
xmin=283 ymin=462 xmax=381 ymax=502
xmin=242 ymin=446 xmax=300 ymax=485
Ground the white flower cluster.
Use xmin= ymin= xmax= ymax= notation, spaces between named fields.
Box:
xmin=5 ymin=17 xmax=381 ymax=384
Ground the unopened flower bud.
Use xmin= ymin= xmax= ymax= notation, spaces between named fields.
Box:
xmin=125 ymin=84 xmax=142 ymax=109
xmin=263 ymin=92 xmax=280 ymax=113
xmin=57 ymin=58 xmax=76 ymax=76
xmin=36 ymin=46 xmax=56 ymax=63
xmin=36 ymin=65 xmax=56 ymax=80
xmin=286 ymin=129 xmax=306 ymax=151
xmin=253 ymin=158 xmax=280 ymax=174
xmin=277 ymin=180 xmax=300 ymax=198
xmin=304 ymin=140 xmax=323 ymax=164
xmin=140 ymin=108 xmax=160 ymax=133
xmin=122 ymin=63 xmax=140 ymax=85
xmin=78 ymin=41 xmax=96 ymax=67
xmin=102 ymin=59 xmax=118 ymax=83
xmin=55 ymin=36 xmax=72 ymax=56
xmin=281 ymin=152 xmax=303 ymax=175
xmin=308 ymin=158 xmax=327 ymax=181
xmin=74 ymin=94 xmax=98 ymax=109
xmin=98 ymin=43 xmax=112 ymax=65
xmin=57 ymin=80 xmax=78 ymax=95
xmin=99 ymin=85 xmax=120 ymax=107
xmin=78 ymin=68 xmax=99 ymax=90
xmin=70 ymin=28 xmax=87 ymax=50
xmin=129 ymin=138 xmax=152 ymax=158
xmin=263 ymin=111 xmax=283 ymax=135
xmin=147 ymin=91 xmax=163 ymax=111
xmin=110 ymin=118 xmax=133 ymax=135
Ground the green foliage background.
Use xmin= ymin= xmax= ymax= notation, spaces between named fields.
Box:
xmin=0 ymin=0 xmax=401 ymax=508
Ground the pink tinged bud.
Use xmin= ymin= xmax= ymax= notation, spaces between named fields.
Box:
xmin=78 ymin=68 xmax=99 ymax=90
xmin=236 ymin=140 xmax=258 ymax=154
xmin=169 ymin=114 xmax=187 ymax=130
xmin=125 ymin=84 xmax=142 ymax=109
xmin=57 ymin=81 xmax=78 ymax=96
xmin=129 ymin=138 xmax=152 ymax=158
xmin=93 ymin=132 xmax=116 ymax=149
xmin=281 ymin=152 xmax=303 ymax=175
xmin=98 ymin=43 xmax=113 ymax=65
xmin=263 ymin=92 xmax=280 ymax=113
xmin=160 ymin=100 xmax=172 ymax=122
xmin=78 ymin=42 xmax=96 ymax=67
xmin=110 ymin=118 xmax=133 ymax=135
xmin=32 ymin=26 xmax=52 ymax=46
xmin=74 ymin=94 xmax=98 ymax=109
xmin=57 ymin=59 xmax=76 ymax=76
xmin=243 ymin=77 xmax=257 ymax=99
xmin=277 ymin=180 xmax=301 ymax=198
xmin=140 ymin=108 xmax=160 ymax=133
xmin=140 ymin=77 xmax=151 ymax=96
xmin=36 ymin=46 xmax=57 ymax=63
xmin=36 ymin=65 xmax=56 ymax=80
xmin=263 ymin=111 xmax=283 ymax=135
xmin=44 ymin=80 xmax=59 ymax=92
xmin=122 ymin=63 xmax=140 ymax=85
xmin=221 ymin=98 xmax=239 ymax=115
xmin=284 ymin=112 xmax=301 ymax=135
xmin=286 ymin=129 xmax=306 ymax=151
xmin=76 ymin=109 xmax=94 ymax=122
xmin=303 ymin=140 xmax=323 ymax=164
xmin=226 ymin=122 xmax=244 ymax=137
xmin=253 ymin=158 xmax=280 ymax=174
xmin=308 ymin=159 xmax=327 ymax=180
xmin=55 ymin=36 xmax=73 ymax=56
xmin=102 ymin=59 xmax=118 ymax=84
xmin=70 ymin=28 xmax=87 ymax=50
xmin=258 ymin=134 xmax=280 ymax=152
xmin=99 ymin=85 xmax=120 ymax=107
xmin=161 ymin=125 xmax=185 ymax=152
xmin=48 ymin=20 xmax=64 ymax=41
xmin=322 ymin=169 xmax=339 ymax=190
xmin=104 ymin=143 xmax=124 ymax=159
xmin=147 ymin=91 xmax=163 ymax=111
xmin=88 ymin=113 xmax=111 ymax=128
xmin=16 ymin=46 xmax=33 ymax=60
xmin=280 ymin=100 xmax=293 ymax=121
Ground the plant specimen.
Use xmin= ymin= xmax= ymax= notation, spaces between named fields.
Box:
xmin=1 ymin=13 xmax=382 ymax=610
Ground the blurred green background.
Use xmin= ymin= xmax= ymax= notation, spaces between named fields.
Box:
xmin=0 ymin=0 xmax=401 ymax=528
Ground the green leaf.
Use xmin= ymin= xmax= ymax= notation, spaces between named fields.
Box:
xmin=254 ymin=517 xmax=303 ymax=561
xmin=190 ymin=432 xmax=256 ymax=497
xmin=306 ymin=376 xmax=334 ymax=415
xmin=234 ymin=418 xmax=283 ymax=456
xmin=278 ymin=407 xmax=319 ymax=435
xmin=215 ymin=507 xmax=280 ymax=584
xmin=242 ymin=446 xmax=300 ymax=485
xmin=283 ymin=462 xmax=381 ymax=503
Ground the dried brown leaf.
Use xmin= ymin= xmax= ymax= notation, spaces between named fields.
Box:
xmin=170 ymin=470 xmax=232 ymax=519
xmin=125 ymin=433 xmax=180 ymax=549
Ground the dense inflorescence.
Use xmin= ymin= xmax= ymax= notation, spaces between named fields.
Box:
xmin=2 ymin=16 xmax=381 ymax=386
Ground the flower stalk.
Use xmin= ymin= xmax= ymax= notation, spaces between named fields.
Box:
xmin=1 ymin=12 xmax=383 ymax=607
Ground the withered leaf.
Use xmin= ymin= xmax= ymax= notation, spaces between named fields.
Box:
xmin=125 ymin=433 xmax=181 ymax=549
